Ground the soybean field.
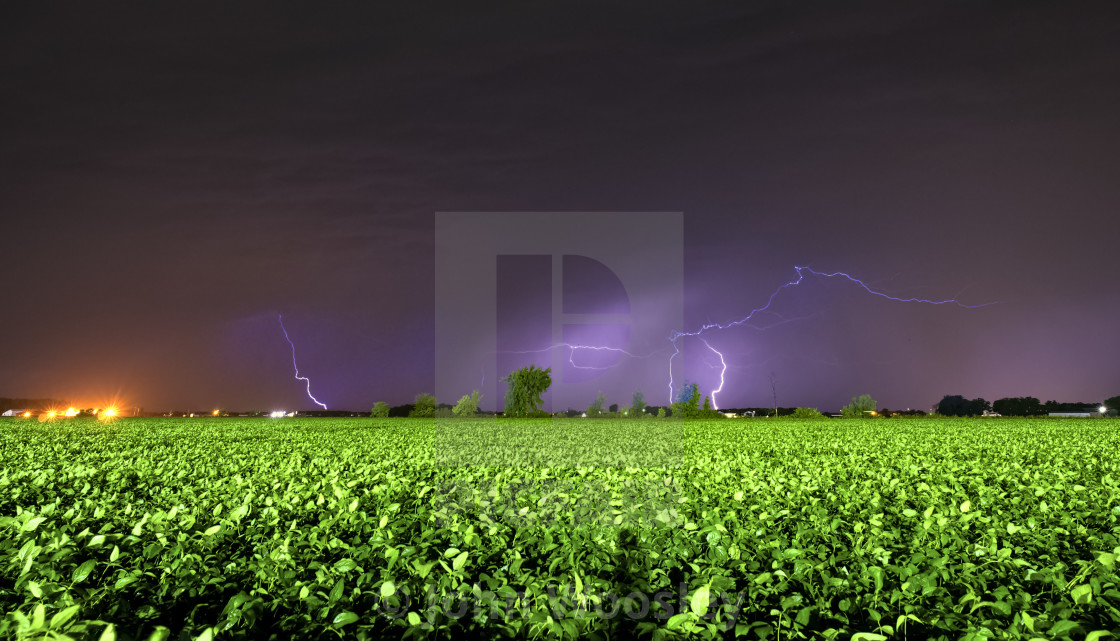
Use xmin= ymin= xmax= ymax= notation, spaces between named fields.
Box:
xmin=1 ymin=417 xmax=1118 ymax=640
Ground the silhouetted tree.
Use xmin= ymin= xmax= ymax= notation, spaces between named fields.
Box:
xmin=370 ymin=401 xmax=389 ymax=418
xmin=937 ymin=395 xmax=969 ymax=416
xmin=992 ymin=396 xmax=1043 ymax=417
xmin=968 ymin=397 xmax=992 ymax=415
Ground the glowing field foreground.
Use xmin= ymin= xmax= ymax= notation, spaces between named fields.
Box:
xmin=1 ymin=418 xmax=1118 ymax=640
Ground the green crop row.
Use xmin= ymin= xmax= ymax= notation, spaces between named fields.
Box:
xmin=0 ymin=417 xmax=1117 ymax=640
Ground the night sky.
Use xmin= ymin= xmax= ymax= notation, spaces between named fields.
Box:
xmin=3 ymin=1 xmax=1118 ymax=413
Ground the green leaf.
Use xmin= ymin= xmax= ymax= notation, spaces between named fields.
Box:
xmin=851 ymin=635 xmax=888 ymax=641
xmin=1049 ymin=620 xmax=1079 ymax=637
xmin=959 ymin=500 xmax=971 ymax=513
xmin=203 ymin=525 xmax=221 ymax=536
xmin=690 ymin=584 xmax=710 ymax=617
xmin=110 ymin=545 xmax=120 ymax=563
xmin=332 ymin=611 xmax=359 ymax=626
xmin=1095 ymin=552 xmax=1116 ymax=570
xmin=989 ymin=600 xmax=1011 ymax=615
xmin=380 ymin=580 xmax=396 ymax=598
xmin=23 ymin=516 xmax=46 ymax=531
xmin=31 ymin=604 xmax=45 ymax=629
xmin=329 ymin=579 xmax=344 ymax=603
xmin=73 ymin=559 xmax=96 ymax=583
xmin=88 ymin=534 xmax=106 ymax=548
xmin=407 ymin=611 xmax=421 ymax=626
xmin=98 ymin=624 xmax=116 ymax=641
xmin=666 ymin=613 xmax=692 ymax=630
xmin=1071 ymin=584 xmax=1093 ymax=604
xmin=194 ymin=628 xmax=214 ymax=641
xmin=50 ymin=604 xmax=81 ymax=629
xmin=28 ymin=581 xmax=42 ymax=598
xmin=452 ymin=551 xmax=468 ymax=571
xmin=1086 ymin=632 xmax=1114 ymax=641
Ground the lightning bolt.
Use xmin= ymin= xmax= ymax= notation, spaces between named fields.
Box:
xmin=700 ymin=339 xmax=726 ymax=410
xmin=493 ymin=265 xmax=992 ymax=408
xmin=278 ymin=313 xmax=328 ymax=410
xmin=666 ymin=266 xmax=994 ymax=402
xmin=504 ymin=343 xmax=655 ymax=370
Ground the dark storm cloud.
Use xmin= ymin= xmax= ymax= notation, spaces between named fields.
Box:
xmin=1 ymin=1 xmax=1117 ymax=411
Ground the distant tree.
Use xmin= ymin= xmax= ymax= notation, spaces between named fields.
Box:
xmin=1103 ymin=395 xmax=1120 ymax=413
xmin=671 ymin=384 xmax=701 ymax=418
xmin=992 ymin=396 xmax=1043 ymax=417
xmin=452 ymin=390 xmax=480 ymax=417
xmin=631 ymin=390 xmax=646 ymax=416
xmin=608 ymin=403 xmax=618 ymax=413
xmin=370 ymin=401 xmax=389 ymax=418
xmin=791 ymin=407 xmax=825 ymax=419
xmin=388 ymin=403 xmax=414 ymax=418
xmin=841 ymin=394 xmax=876 ymax=418
xmin=967 ymin=397 xmax=991 ymax=416
xmin=409 ymin=393 xmax=437 ymax=418
xmin=699 ymin=395 xmax=723 ymax=418
xmin=587 ymin=391 xmax=605 ymax=417
xmin=501 ymin=365 xmax=552 ymax=417
xmin=937 ymin=395 xmax=968 ymax=416
xmin=656 ymin=407 xmax=666 ymax=418
xmin=937 ymin=395 xmax=991 ymax=416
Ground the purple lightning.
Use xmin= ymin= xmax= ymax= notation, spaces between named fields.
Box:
xmin=492 ymin=265 xmax=992 ymax=408
xmin=278 ymin=313 xmax=328 ymax=410
xmin=666 ymin=266 xmax=994 ymax=403
xmin=700 ymin=339 xmax=727 ymax=410
xmin=504 ymin=343 xmax=654 ymax=371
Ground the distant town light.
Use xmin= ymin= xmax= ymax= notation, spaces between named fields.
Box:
xmin=22 ymin=411 xmax=30 ymax=418
xmin=212 ymin=409 xmax=220 ymax=416
xmin=105 ymin=408 xmax=116 ymax=417
xmin=64 ymin=407 xmax=78 ymax=417
xmin=1101 ymin=406 xmax=1108 ymax=414
xmin=270 ymin=410 xmax=286 ymax=418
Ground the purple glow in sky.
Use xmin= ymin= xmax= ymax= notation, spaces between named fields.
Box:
xmin=1 ymin=2 xmax=1118 ymax=412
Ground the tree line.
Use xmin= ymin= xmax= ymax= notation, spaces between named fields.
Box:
xmin=368 ymin=365 xmax=942 ymax=419
xmin=935 ymin=394 xmax=1119 ymax=417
